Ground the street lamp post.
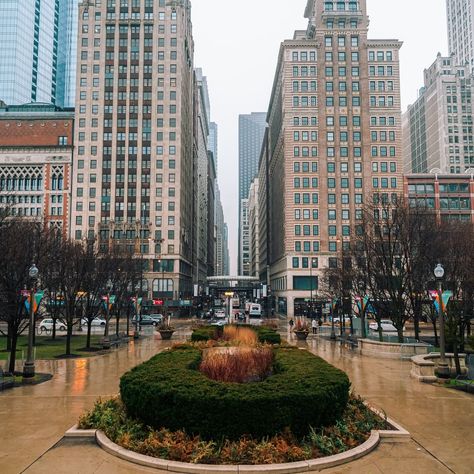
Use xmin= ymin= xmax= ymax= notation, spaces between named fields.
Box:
xmin=434 ymin=263 xmax=449 ymax=378
xmin=309 ymin=257 xmax=318 ymax=319
xmin=23 ymin=264 xmax=39 ymax=380
xmin=104 ymin=279 xmax=113 ymax=338
xmin=330 ymin=299 xmax=337 ymax=340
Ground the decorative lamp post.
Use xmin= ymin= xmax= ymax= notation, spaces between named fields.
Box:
xmin=434 ymin=263 xmax=449 ymax=377
xmin=309 ymin=257 xmax=318 ymax=319
xmin=330 ymin=299 xmax=337 ymax=340
xmin=23 ymin=264 xmax=39 ymax=380
xmin=104 ymin=279 xmax=113 ymax=337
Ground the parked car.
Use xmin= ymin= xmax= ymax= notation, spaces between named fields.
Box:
xmin=215 ymin=310 xmax=226 ymax=319
xmin=369 ymin=319 xmax=398 ymax=332
xmin=149 ymin=314 xmax=163 ymax=325
xmin=210 ymin=318 xmax=228 ymax=327
xmin=81 ymin=317 xmax=106 ymax=327
xmin=132 ymin=315 xmax=157 ymax=326
xmin=39 ymin=318 xmax=66 ymax=333
xmin=332 ymin=315 xmax=351 ymax=325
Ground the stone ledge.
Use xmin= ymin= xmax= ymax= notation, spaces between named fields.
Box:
xmin=65 ymin=425 xmax=96 ymax=439
xmin=66 ymin=410 xmax=409 ymax=473
xmin=411 ymin=353 xmax=467 ymax=383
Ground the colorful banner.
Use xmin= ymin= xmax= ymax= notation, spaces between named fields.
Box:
xmin=431 ymin=290 xmax=453 ymax=314
xmin=24 ymin=291 xmax=44 ymax=314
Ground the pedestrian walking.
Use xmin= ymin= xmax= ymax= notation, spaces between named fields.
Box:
xmin=311 ymin=318 xmax=318 ymax=335
xmin=289 ymin=318 xmax=294 ymax=329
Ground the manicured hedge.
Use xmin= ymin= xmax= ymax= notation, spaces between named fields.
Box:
xmin=120 ymin=346 xmax=350 ymax=440
xmin=190 ymin=325 xmax=281 ymax=345
xmin=190 ymin=326 xmax=222 ymax=342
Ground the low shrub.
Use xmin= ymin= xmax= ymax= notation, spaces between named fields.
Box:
xmin=120 ymin=345 xmax=350 ymax=439
xmin=191 ymin=325 xmax=281 ymax=345
xmin=79 ymin=395 xmax=385 ymax=464
xmin=190 ymin=326 xmax=222 ymax=342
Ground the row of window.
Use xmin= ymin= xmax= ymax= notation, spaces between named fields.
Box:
xmin=324 ymin=36 xmax=360 ymax=48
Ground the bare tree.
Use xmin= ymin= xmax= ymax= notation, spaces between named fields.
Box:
xmin=0 ymin=220 xmax=50 ymax=372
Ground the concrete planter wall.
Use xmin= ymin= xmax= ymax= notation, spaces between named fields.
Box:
xmin=410 ymin=353 xmax=467 ymax=383
xmin=65 ymin=409 xmax=410 ymax=473
xmin=359 ymin=339 xmax=430 ymax=360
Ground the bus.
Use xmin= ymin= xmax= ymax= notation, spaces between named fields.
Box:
xmin=248 ymin=303 xmax=262 ymax=318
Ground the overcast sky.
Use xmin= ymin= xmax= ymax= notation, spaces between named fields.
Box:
xmin=192 ymin=0 xmax=448 ymax=275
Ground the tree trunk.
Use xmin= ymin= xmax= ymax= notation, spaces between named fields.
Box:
xmin=453 ymin=336 xmax=462 ymax=376
xmin=414 ymin=301 xmax=421 ymax=341
xmin=397 ymin=327 xmax=404 ymax=344
xmin=378 ymin=324 xmax=383 ymax=342
xmin=360 ymin=308 xmax=367 ymax=339
xmin=431 ymin=309 xmax=439 ymax=347
xmin=8 ymin=333 xmax=18 ymax=374
xmin=66 ymin=323 xmax=72 ymax=356
xmin=86 ymin=322 xmax=92 ymax=349
xmin=115 ymin=309 xmax=120 ymax=337
xmin=6 ymin=324 xmax=12 ymax=351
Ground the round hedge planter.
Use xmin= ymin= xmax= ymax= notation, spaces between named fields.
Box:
xmin=120 ymin=346 xmax=350 ymax=440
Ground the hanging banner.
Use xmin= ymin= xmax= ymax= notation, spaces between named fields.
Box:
xmin=24 ymin=291 xmax=44 ymax=314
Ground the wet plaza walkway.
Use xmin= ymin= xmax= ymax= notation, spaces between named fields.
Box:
xmin=0 ymin=323 xmax=472 ymax=473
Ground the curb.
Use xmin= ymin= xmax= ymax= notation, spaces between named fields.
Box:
xmin=65 ymin=425 xmax=97 ymax=439
xmin=91 ymin=429 xmax=382 ymax=473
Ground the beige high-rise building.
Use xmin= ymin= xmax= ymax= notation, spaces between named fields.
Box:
xmin=72 ymin=0 xmax=195 ymax=300
xmin=447 ymin=0 xmax=474 ymax=73
xmin=248 ymin=178 xmax=260 ymax=278
xmin=260 ymin=0 xmax=403 ymax=317
xmin=402 ymin=54 xmax=474 ymax=174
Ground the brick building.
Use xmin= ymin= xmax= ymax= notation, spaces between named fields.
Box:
xmin=405 ymin=173 xmax=474 ymax=223
xmin=0 ymin=103 xmax=74 ymax=236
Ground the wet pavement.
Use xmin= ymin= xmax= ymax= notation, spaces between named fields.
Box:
xmin=0 ymin=323 xmax=472 ymax=474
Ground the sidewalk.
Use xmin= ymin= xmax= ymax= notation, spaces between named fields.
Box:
xmin=1 ymin=324 xmax=472 ymax=473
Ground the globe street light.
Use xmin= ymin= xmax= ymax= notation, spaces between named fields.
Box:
xmin=23 ymin=264 xmax=39 ymax=380
xmin=434 ymin=263 xmax=449 ymax=378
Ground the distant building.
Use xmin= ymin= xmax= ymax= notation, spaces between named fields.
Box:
xmin=238 ymin=112 xmax=266 ymax=274
xmin=259 ymin=0 xmax=403 ymax=317
xmin=0 ymin=0 xmax=78 ymax=108
xmin=405 ymin=174 xmax=474 ymax=223
xmin=72 ymin=0 xmax=196 ymax=299
xmin=447 ymin=0 xmax=474 ymax=73
xmin=248 ymin=178 xmax=260 ymax=277
xmin=402 ymin=54 xmax=474 ymax=174
xmin=0 ymin=103 xmax=74 ymax=236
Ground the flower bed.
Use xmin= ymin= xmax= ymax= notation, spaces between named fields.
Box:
xmin=78 ymin=395 xmax=387 ymax=465
xmin=119 ymin=345 xmax=350 ymax=440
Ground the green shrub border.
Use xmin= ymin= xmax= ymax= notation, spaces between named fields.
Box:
xmin=120 ymin=345 xmax=350 ymax=440
xmin=190 ymin=324 xmax=281 ymax=345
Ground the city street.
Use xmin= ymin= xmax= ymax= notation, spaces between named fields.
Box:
xmin=0 ymin=321 xmax=472 ymax=473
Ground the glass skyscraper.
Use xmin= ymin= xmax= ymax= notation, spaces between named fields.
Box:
xmin=0 ymin=0 xmax=77 ymax=108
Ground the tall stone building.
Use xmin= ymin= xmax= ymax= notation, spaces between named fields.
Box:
xmin=403 ymin=54 xmax=474 ymax=174
xmin=447 ymin=0 xmax=474 ymax=73
xmin=260 ymin=0 xmax=403 ymax=317
xmin=248 ymin=178 xmax=260 ymax=278
xmin=0 ymin=0 xmax=78 ymax=108
xmin=238 ymin=112 xmax=266 ymax=275
xmin=72 ymin=0 xmax=196 ymax=299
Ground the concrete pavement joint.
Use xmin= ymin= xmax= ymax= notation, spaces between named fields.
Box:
xmin=19 ymin=436 xmax=64 ymax=474
xmin=410 ymin=437 xmax=457 ymax=474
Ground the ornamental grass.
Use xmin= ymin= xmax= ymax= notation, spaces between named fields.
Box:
xmin=199 ymin=346 xmax=273 ymax=383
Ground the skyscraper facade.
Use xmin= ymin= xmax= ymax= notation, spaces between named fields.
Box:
xmin=72 ymin=0 xmax=196 ymax=299
xmin=0 ymin=0 xmax=78 ymax=108
xmin=447 ymin=0 xmax=474 ymax=72
xmin=260 ymin=0 xmax=403 ymax=317
xmin=238 ymin=112 xmax=266 ymax=275
xmin=402 ymin=54 xmax=474 ymax=174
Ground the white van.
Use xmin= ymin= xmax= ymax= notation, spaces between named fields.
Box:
xmin=249 ymin=303 xmax=262 ymax=318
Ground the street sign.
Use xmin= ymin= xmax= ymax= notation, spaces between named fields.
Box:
xmin=224 ymin=291 xmax=234 ymax=297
